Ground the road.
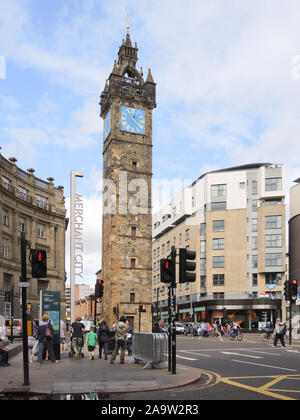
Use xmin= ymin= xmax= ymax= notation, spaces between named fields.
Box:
xmin=113 ymin=333 xmax=300 ymax=401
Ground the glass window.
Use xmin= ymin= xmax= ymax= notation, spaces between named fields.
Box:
xmin=213 ymin=238 xmax=224 ymax=250
xmin=2 ymin=209 xmax=9 ymax=226
xmin=3 ymin=238 xmax=9 ymax=259
xmin=213 ymin=256 xmax=224 ymax=268
xmin=266 ymin=253 xmax=282 ymax=267
xmin=252 ymin=218 xmax=258 ymax=232
xmin=211 ymin=202 xmax=226 ymax=210
xmin=252 ymin=180 xmax=258 ymax=195
xmin=266 ymin=216 xmax=282 ymax=229
xmin=239 ymin=182 xmax=246 ymax=189
xmin=37 ymin=223 xmax=45 ymax=238
xmin=200 ymin=258 xmax=206 ymax=271
xmin=265 ymin=234 xmax=282 ymax=248
xmin=252 ymin=236 xmax=257 ymax=250
xmin=265 ymin=178 xmax=282 ymax=191
xmin=213 ymin=220 xmax=224 ymax=232
xmin=265 ymin=272 xmax=282 ymax=285
xmin=19 ymin=217 xmax=26 ymax=232
xmin=200 ymin=240 xmax=206 ymax=253
xmin=185 ymin=229 xmax=189 ymax=241
xmin=213 ymin=274 xmax=225 ymax=286
xmin=252 ymin=200 xmax=257 ymax=212
xmin=36 ymin=195 xmax=48 ymax=210
xmin=252 ymin=255 xmax=258 ymax=268
xmin=211 ymin=184 xmax=227 ymax=198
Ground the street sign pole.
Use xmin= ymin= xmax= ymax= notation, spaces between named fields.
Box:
xmin=21 ymin=232 xmax=29 ymax=386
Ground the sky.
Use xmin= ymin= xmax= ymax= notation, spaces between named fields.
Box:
xmin=1 ymin=0 xmax=300 ymax=287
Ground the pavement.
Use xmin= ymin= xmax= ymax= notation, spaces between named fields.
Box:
xmin=0 ymin=341 xmax=201 ymax=397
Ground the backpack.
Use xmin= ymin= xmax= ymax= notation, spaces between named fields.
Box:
xmin=279 ymin=324 xmax=286 ymax=335
xmin=45 ymin=323 xmax=53 ymax=340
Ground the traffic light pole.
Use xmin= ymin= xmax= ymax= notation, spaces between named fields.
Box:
xmin=171 ymin=246 xmax=176 ymax=375
xmin=21 ymin=232 xmax=29 ymax=386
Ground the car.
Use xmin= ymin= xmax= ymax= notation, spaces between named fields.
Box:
xmin=5 ymin=319 xmax=22 ymax=338
xmin=175 ymin=322 xmax=185 ymax=334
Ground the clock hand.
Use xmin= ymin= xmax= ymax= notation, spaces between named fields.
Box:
xmin=127 ymin=109 xmax=143 ymax=129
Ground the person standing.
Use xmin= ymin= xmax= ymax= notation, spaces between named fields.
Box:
xmin=60 ymin=319 xmax=66 ymax=355
xmin=0 ymin=338 xmax=9 ymax=366
xmin=126 ymin=319 xmax=133 ymax=356
xmin=273 ymin=318 xmax=287 ymax=348
xmin=110 ymin=316 xmax=128 ymax=365
xmin=70 ymin=316 xmax=86 ymax=359
xmin=37 ymin=313 xmax=57 ymax=366
xmin=97 ymin=320 xmax=110 ymax=360
xmin=86 ymin=326 xmax=98 ymax=360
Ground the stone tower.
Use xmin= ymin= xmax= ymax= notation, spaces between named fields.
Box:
xmin=100 ymin=30 xmax=156 ymax=332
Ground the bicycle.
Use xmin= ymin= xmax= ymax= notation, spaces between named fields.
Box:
xmin=230 ymin=330 xmax=243 ymax=341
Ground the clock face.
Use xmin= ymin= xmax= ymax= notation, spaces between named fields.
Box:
xmin=121 ymin=106 xmax=145 ymax=135
xmin=104 ymin=109 xmax=111 ymax=141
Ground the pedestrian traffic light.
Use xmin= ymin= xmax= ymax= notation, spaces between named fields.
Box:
xmin=179 ymin=248 xmax=196 ymax=283
xmin=139 ymin=303 xmax=146 ymax=313
xmin=160 ymin=258 xmax=174 ymax=284
xmin=31 ymin=249 xmax=47 ymax=278
xmin=284 ymin=280 xmax=291 ymax=301
xmin=291 ymin=279 xmax=298 ymax=301
xmin=95 ymin=279 xmax=103 ymax=298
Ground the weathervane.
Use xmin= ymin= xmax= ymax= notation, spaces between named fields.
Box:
xmin=122 ymin=12 xmax=134 ymax=35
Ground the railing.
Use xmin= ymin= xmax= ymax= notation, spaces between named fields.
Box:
xmin=129 ymin=333 xmax=168 ymax=369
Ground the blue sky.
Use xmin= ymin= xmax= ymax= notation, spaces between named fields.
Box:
xmin=1 ymin=0 xmax=300 ymax=286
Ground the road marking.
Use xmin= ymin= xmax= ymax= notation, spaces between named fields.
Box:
xmin=287 ymin=350 xmax=300 ymax=354
xmin=176 ymin=355 xmax=198 ymax=361
xmin=231 ymin=359 xmax=298 ymax=372
xmin=243 ymin=349 xmax=282 ymax=356
xmin=178 ymin=350 xmax=211 ymax=357
xmin=222 ymin=352 xmax=262 ymax=359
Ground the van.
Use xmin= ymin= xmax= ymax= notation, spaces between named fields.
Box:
xmin=5 ymin=319 xmax=22 ymax=338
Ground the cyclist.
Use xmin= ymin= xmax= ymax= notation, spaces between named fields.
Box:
xmin=232 ymin=321 xmax=241 ymax=339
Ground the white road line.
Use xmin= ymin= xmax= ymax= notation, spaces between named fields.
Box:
xmin=222 ymin=352 xmax=262 ymax=359
xmin=176 ymin=355 xmax=198 ymax=361
xmin=178 ymin=351 xmax=211 ymax=358
xmin=231 ymin=359 xmax=298 ymax=372
xmin=243 ymin=349 xmax=282 ymax=356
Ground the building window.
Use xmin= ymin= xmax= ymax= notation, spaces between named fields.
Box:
xmin=213 ymin=256 xmax=224 ymax=268
xmin=265 ymin=234 xmax=282 ymax=248
xmin=252 ymin=255 xmax=258 ymax=268
xmin=252 ymin=236 xmax=258 ymax=250
xmin=131 ymin=226 xmax=136 ymax=240
xmin=200 ymin=223 xmax=206 ymax=235
xmin=131 ymin=258 xmax=136 ymax=269
xmin=200 ymin=258 xmax=206 ymax=271
xmin=213 ymin=238 xmax=224 ymax=250
xmin=36 ymin=195 xmax=48 ymax=210
xmin=211 ymin=202 xmax=226 ymax=210
xmin=252 ymin=273 xmax=258 ymax=287
xmin=213 ymin=274 xmax=225 ymax=286
xmin=252 ymin=200 xmax=257 ymax=212
xmin=18 ymin=186 xmax=29 ymax=202
xmin=2 ymin=209 xmax=9 ymax=226
xmin=252 ymin=180 xmax=258 ymax=195
xmin=2 ymin=176 xmax=12 ymax=191
xmin=211 ymin=184 xmax=226 ymax=198
xmin=252 ymin=218 xmax=258 ymax=232
xmin=37 ymin=223 xmax=46 ymax=238
xmin=213 ymin=220 xmax=224 ymax=232
xmin=3 ymin=238 xmax=9 ymax=259
xmin=185 ymin=229 xmax=189 ymax=241
xmin=130 ymin=293 xmax=135 ymax=303
xmin=200 ymin=240 xmax=206 ymax=253
xmin=265 ymin=272 xmax=282 ymax=286
xmin=19 ymin=217 xmax=26 ymax=232
xmin=265 ymin=253 xmax=282 ymax=267
xmin=266 ymin=215 xmax=282 ymax=229
xmin=132 ymin=161 xmax=137 ymax=171
xmin=239 ymin=182 xmax=246 ymax=189
xmin=200 ymin=276 xmax=206 ymax=287
xmin=213 ymin=292 xmax=224 ymax=299
xmin=265 ymin=178 xmax=282 ymax=191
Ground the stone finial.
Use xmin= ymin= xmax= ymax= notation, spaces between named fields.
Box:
xmin=47 ymin=177 xmax=54 ymax=183
xmin=27 ymin=168 xmax=35 ymax=174
xmin=146 ymin=68 xmax=155 ymax=84
xmin=9 ymin=157 xmax=17 ymax=163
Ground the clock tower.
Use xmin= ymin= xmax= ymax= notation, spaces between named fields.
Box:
xmin=100 ymin=29 xmax=156 ymax=332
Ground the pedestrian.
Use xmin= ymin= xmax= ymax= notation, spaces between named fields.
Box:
xmin=159 ymin=320 xmax=164 ymax=330
xmin=110 ymin=316 xmax=128 ymax=365
xmin=126 ymin=319 xmax=133 ymax=356
xmin=70 ymin=316 xmax=86 ymax=359
xmin=37 ymin=313 xmax=57 ymax=366
xmin=273 ymin=318 xmax=287 ymax=348
xmin=152 ymin=321 xmax=161 ymax=333
xmin=97 ymin=320 xmax=110 ymax=360
xmin=27 ymin=314 xmax=38 ymax=363
xmin=86 ymin=326 xmax=98 ymax=360
xmin=60 ymin=319 xmax=66 ymax=355
xmin=0 ymin=338 xmax=10 ymax=366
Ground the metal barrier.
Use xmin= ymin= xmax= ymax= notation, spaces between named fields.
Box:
xmin=129 ymin=333 xmax=168 ymax=369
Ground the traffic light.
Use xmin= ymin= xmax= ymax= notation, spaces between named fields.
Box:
xmin=291 ymin=279 xmax=298 ymax=302
xmin=31 ymin=249 xmax=47 ymax=278
xmin=284 ymin=280 xmax=291 ymax=301
xmin=160 ymin=258 xmax=174 ymax=284
xmin=139 ymin=303 xmax=146 ymax=313
xmin=4 ymin=291 xmax=11 ymax=302
xmin=95 ymin=279 xmax=104 ymax=298
xmin=179 ymin=248 xmax=196 ymax=283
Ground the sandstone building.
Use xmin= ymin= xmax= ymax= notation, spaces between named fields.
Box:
xmin=153 ymin=163 xmax=286 ymax=330
xmin=100 ymin=30 xmax=156 ymax=331
xmin=0 ymin=154 xmax=67 ymax=320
